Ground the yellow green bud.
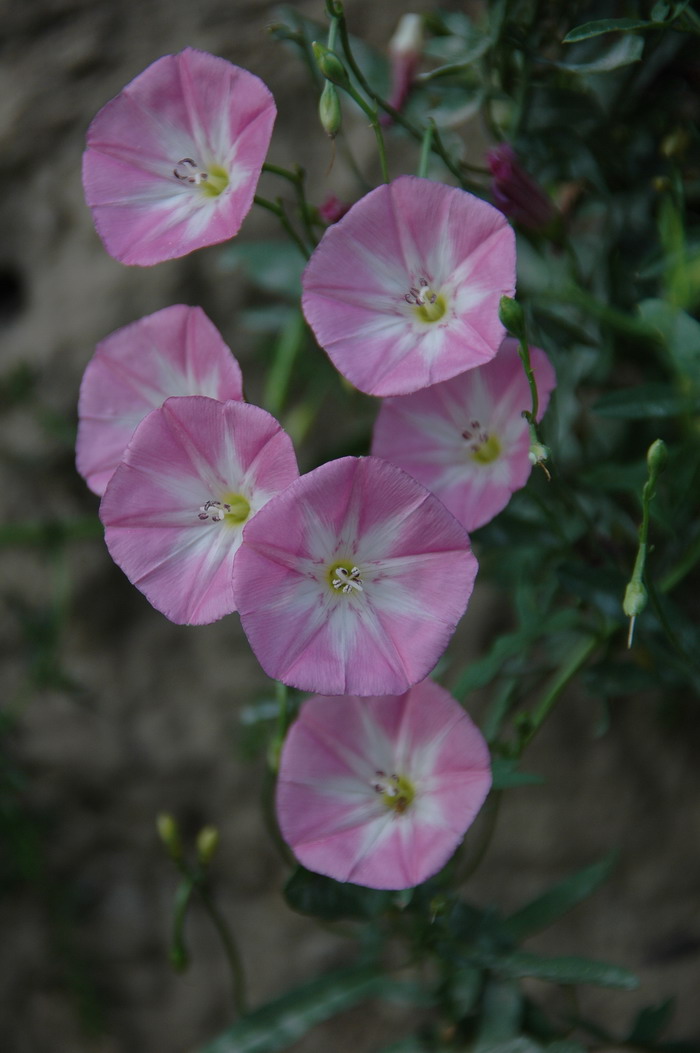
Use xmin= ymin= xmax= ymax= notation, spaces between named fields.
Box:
xmin=319 ymin=81 xmax=342 ymax=138
xmin=498 ymin=295 xmax=526 ymax=340
xmin=312 ymin=42 xmax=350 ymax=90
xmin=196 ymin=825 xmax=220 ymax=866
xmin=156 ymin=813 xmax=182 ymax=860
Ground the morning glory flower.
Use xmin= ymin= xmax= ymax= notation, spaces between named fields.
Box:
xmin=82 ymin=48 xmax=276 ymax=265
xmin=372 ymin=338 xmax=556 ymax=532
xmin=276 ymin=680 xmax=492 ymax=889
xmin=100 ymin=396 xmax=299 ymax=625
xmin=233 ymin=456 xmax=478 ymax=696
xmin=77 ymin=305 xmax=243 ymax=496
xmin=301 ymin=175 xmax=516 ymax=397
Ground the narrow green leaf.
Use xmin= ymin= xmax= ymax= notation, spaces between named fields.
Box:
xmin=593 ymin=384 xmax=700 ymax=419
xmin=491 ymin=758 xmax=544 ymax=790
xmin=563 ymin=19 xmax=652 ymax=43
xmin=558 ymin=34 xmax=644 ymax=73
xmin=638 ymin=299 xmax=700 ymax=380
xmin=493 ymin=951 xmax=638 ymax=989
xmin=503 ymin=855 xmax=615 ymax=941
xmin=627 ymin=998 xmax=675 ymax=1043
xmin=284 ymin=866 xmax=391 ymax=921
xmin=475 ymin=978 xmax=522 ymax=1047
xmin=197 ymin=965 xmax=388 ymax=1053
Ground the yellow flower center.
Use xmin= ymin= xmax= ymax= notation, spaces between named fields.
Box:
xmin=174 ymin=158 xmax=229 ymax=197
xmin=405 ymin=280 xmax=448 ymax=324
xmin=198 ymin=492 xmax=250 ymax=526
xmin=372 ymin=772 xmax=415 ymax=814
xmin=471 ymin=433 xmax=502 ymax=464
xmin=327 ymin=560 xmax=364 ymax=594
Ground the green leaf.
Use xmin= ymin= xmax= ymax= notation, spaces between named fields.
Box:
xmin=546 ymin=1043 xmax=587 ymax=1053
xmin=503 ymin=855 xmax=615 ymax=941
xmin=198 ymin=965 xmax=393 ymax=1053
xmin=627 ymin=998 xmax=675 ymax=1043
xmin=491 ymin=758 xmax=544 ymax=790
xmin=558 ymin=34 xmax=644 ymax=73
xmin=219 ymin=240 xmax=304 ymax=300
xmin=284 ymin=866 xmax=391 ymax=921
xmin=475 ymin=978 xmax=522 ymax=1047
xmin=562 ymin=19 xmax=652 ymax=43
xmin=477 ymin=1042 xmax=543 ymax=1053
xmin=492 ymin=951 xmax=638 ymax=989
xmin=592 ymin=384 xmax=700 ymax=419
xmin=638 ymin=299 xmax=700 ymax=381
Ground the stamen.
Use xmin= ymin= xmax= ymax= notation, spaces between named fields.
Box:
xmin=174 ymin=157 xmax=209 ymax=185
xmin=371 ymin=771 xmax=414 ymax=814
xmin=405 ymin=276 xmax=447 ymax=322
xmin=462 ymin=420 xmax=501 ymax=465
xmin=331 ymin=566 xmax=364 ymax=594
xmin=198 ymin=499 xmax=229 ymax=522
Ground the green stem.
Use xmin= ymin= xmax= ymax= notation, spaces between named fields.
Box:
xmin=253 ymin=195 xmax=310 ymax=259
xmin=533 ymin=286 xmax=663 ymax=344
xmin=623 ymin=440 xmax=666 ymax=646
xmin=456 ymin=790 xmax=503 ymax=884
xmin=171 ymin=878 xmax=194 ymax=971
xmin=331 ymin=1 xmax=468 ymax=186
xmin=263 ymin=310 xmax=306 ymax=418
xmin=417 ymin=122 xmax=434 ymax=179
xmin=197 ymin=885 xmax=249 ymax=1016
xmin=516 ymin=636 xmax=600 ymax=755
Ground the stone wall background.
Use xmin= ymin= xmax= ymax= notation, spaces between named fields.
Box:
xmin=1 ymin=1 xmax=698 ymax=1051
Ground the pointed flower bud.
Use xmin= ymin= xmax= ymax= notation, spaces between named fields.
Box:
xmin=646 ymin=438 xmax=667 ymax=474
xmin=157 ymin=813 xmax=182 ymax=860
xmin=312 ymin=41 xmax=350 ymax=90
xmin=319 ymin=81 xmax=342 ymax=138
xmin=382 ymin=14 xmax=424 ymax=125
xmin=487 ymin=144 xmax=557 ymax=233
xmin=318 ymin=194 xmax=350 ymax=225
xmin=623 ymin=579 xmax=647 ymax=619
xmin=196 ymin=825 xmax=220 ymax=865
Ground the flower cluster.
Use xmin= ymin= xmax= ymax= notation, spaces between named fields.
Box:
xmin=79 ymin=46 xmax=557 ymax=889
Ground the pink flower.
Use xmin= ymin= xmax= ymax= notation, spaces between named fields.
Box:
xmin=487 ymin=144 xmax=557 ymax=232
xmin=233 ymin=456 xmax=478 ymax=696
xmin=301 ymin=176 xmax=516 ymax=397
xmin=276 ymin=680 xmax=492 ymax=889
xmin=100 ymin=396 xmax=299 ymax=625
xmin=83 ymin=48 xmax=276 ymax=266
xmin=372 ymin=338 xmax=556 ymax=532
xmin=77 ymin=305 xmax=243 ymax=496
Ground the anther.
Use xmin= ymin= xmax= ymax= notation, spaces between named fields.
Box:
xmin=198 ymin=499 xmax=231 ymax=522
xmin=174 ymin=158 xmax=209 ymax=185
xmin=332 ymin=566 xmax=364 ymax=593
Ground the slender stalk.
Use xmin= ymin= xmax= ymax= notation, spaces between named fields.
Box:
xmin=253 ymin=195 xmax=310 ymax=259
xmin=515 ymin=635 xmax=599 ymax=755
xmin=262 ymin=163 xmax=317 ymax=251
xmin=197 ymin=886 xmax=249 ymax=1016
xmin=417 ymin=122 xmax=434 ymax=179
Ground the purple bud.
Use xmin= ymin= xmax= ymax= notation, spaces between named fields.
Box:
xmin=487 ymin=144 xmax=557 ymax=232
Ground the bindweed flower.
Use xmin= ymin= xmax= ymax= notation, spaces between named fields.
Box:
xmin=301 ymin=176 xmax=516 ymax=396
xmin=372 ymin=338 xmax=556 ymax=532
xmin=100 ymin=396 xmax=299 ymax=625
xmin=381 ymin=14 xmax=424 ymax=125
xmin=77 ymin=305 xmax=243 ymax=496
xmin=233 ymin=456 xmax=478 ymax=696
xmin=487 ymin=144 xmax=557 ymax=233
xmin=83 ymin=48 xmax=276 ymax=265
xmin=276 ymin=680 xmax=492 ymax=889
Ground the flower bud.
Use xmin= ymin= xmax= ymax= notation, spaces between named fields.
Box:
xmin=156 ymin=813 xmax=182 ymax=860
xmin=528 ymin=441 xmax=550 ymax=466
xmin=318 ymin=194 xmax=350 ymax=224
xmin=196 ymin=825 xmax=220 ymax=866
xmin=319 ymin=81 xmax=342 ymax=138
xmin=498 ymin=295 xmax=526 ymax=340
xmin=382 ymin=14 xmax=424 ymax=125
xmin=646 ymin=438 xmax=667 ymax=474
xmin=487 ymin=144 xmax=558 ymax=232
xmin=623 ymin=579 xmax=647 ymax=618
xmin=312 ymin=41 xmax=350 ymax=90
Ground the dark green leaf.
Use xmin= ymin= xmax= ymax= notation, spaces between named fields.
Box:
xmin=593 ymin=384 xmax=700 ymax=419
xmin=477 ymin=1042 xmax=543 ymax=1053
xmin=503 ymin=855 xmax=615 ymax=941
xmin=546 ymin=1043 xmax=587 ymax=1053
xmin=492 ymin=951 xmax=638 ymax=989
xmin=491 ymin=758 xmax=544 ymax=790
xmin=558 ymin=35 xmax=644 ymax=73
xmin=638 ymin=300 xmax=700 ymax=381
xmin=475 ymin=978 xmax=522 ymax=1047
xmin=562 ymin=19 xmax=652 ymax=43
xmin=284 ymin=866 xmax=391 ymax=921
xmin=627 ymin=998 xmax=675 ymax=1043
xmin=198 ymin=965 xmax=392 ymax=1053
